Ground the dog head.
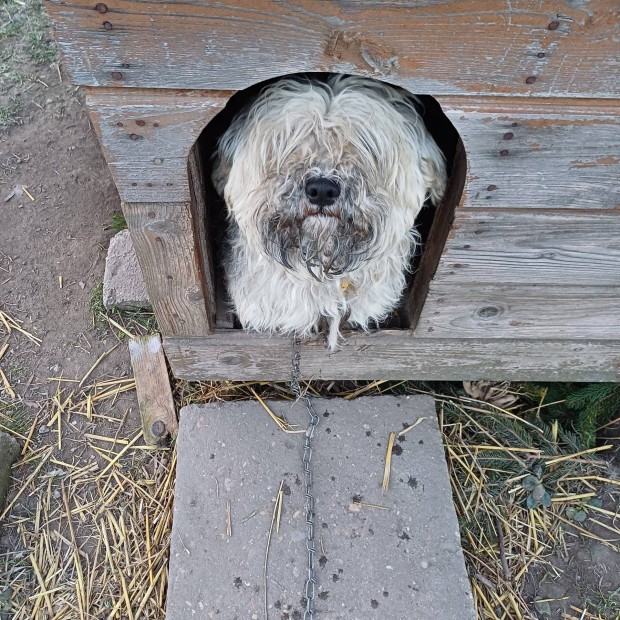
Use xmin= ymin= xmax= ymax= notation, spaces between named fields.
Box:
xmin=213 ymin=75 xmax=447 ymax=280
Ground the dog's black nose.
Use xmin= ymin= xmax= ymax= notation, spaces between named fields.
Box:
xmin=305 ymin=177 xmax=341 ymax=207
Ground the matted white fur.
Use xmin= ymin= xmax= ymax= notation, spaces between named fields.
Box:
xmin=213 ymin=75 xmax=447 ymax=349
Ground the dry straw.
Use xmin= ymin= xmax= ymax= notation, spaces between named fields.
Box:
xmin=1 ymin=308 xmax=618 ymax=620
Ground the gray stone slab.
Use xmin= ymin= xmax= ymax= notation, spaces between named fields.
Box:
xmin=102 ymin=229 xmax=151 ymax=311
xmin=168 ymin=396 xmax=475 ymax=620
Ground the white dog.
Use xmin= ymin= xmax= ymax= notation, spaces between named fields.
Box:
xmin=212 ymin=75 xmax=447 ymax=350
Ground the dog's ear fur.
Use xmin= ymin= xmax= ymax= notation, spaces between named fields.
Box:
xmin=419 ymin=138 xmax=448 ymax=206
xmin=211 ymin=109 xmax=251 ymax=199
xmin=391 ymin=95 xmax=448 ymax=208
xmin=211 ymin=152 xmax=231 ymax=198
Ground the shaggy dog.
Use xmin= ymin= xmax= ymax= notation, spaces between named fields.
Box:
xmin=212 ymin=75 xmax=447 ymax=350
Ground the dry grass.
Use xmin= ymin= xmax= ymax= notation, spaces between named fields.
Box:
xmin=1 ymin=314 xmax=618 ymax=619
xmin=1 ymin=376 xmax=174 ymax=620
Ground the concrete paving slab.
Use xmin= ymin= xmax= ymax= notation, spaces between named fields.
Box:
xmin=102 ymin=229 xmax=151 ymax=311
xmin=168 ymin=396 xmax=475 ymax=620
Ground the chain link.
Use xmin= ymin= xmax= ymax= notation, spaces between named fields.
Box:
xmin=291 ymin=336 xmax=319 ymax=620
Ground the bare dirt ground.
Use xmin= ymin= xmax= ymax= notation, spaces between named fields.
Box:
xmin=1 ymin=2 xmax=619 ymax=619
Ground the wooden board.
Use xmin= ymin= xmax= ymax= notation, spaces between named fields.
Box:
xmin=87 ymin=88 xmax=229 ymax=203
xmin=85 ymin=91 xmax=620 ymax=210
xmin=47 ymin=0 xmax=619 ymax=98
xmin=438 ymin=97 xmax=620 ymax=210
xmin=128 ymin=334 xmax=177 ymax=445
xmin=163 ymin=331 xmax=620 ymax=382
xmin=415 ymin=285 xmax=620 ymax=339
xmin=434 ymin=209 xmax=620 ymax=286
xmin=122 ymin=202 xmax=214 ymax=337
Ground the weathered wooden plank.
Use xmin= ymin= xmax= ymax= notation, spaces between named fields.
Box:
xmin=163 ymin=331 xmax=620 ymax=382
xmin=122 ymin=202 xmax=214 ymax=337
xmin=187 ymin=142 xmax=216 ymax=328
xmin=47 ymin=0 xmax=619 ymax=98
xmin=128 ymin=334 xmax=177 ymax=445
xmin=415 ymin=285 xmax=620 ymax=339
xmin=86 ymin=90 xmax=620 ymax=210
xmin=87 ymin=89 xmax=229 ymax=202
xmin=407 ymin=139 xmax=466 ymax=325
xmin=435 ymin=209 xmax=620 ymax=286
xmin=438 ymin=97 xmax=620 ymax=210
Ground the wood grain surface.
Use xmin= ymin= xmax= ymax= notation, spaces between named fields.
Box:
xmin=122 ymin=202 xmax=214 ymax=337
xmin=163 ymin=331 xmax=620 ymax=382
xmin=47 ymin=0 xmax=619 ymax=98
xmin=434 ymin=209 xmax=620 ymax=286
xmin=87 ymin=88 xmax=230 ymax=202
xmin=128 ymin=334 xmax=178 ymax=445
xmin=85 ymin=90 xmax=620 ymax=210
xmin=439 ymin=97 xmax=620 ymax=210
xmin=415 ymin=285 xmax=620 ymax=339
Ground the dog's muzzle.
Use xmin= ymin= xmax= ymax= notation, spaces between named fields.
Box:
xmin=305 ymin=177 xmax=341 ymax=210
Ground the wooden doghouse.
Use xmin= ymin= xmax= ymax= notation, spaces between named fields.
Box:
xmin=46 ymin=1 xmax=620 ymax=382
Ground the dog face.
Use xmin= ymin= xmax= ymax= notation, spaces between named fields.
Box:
xmin=213 ymin=76 xmax=446 ymax=281
xmin=212 ymin=75 xmax=447 ymax=348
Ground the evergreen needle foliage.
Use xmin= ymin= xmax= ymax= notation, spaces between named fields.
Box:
xmin=522 ymin=382 xmax=620 ymax=448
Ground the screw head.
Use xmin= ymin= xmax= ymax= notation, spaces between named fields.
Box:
xmin=503 ymin=132 xmax=514 ymax=140
xmin=151 ymin=421 xmax=166 ymax=437
xmin=548 ymin=20 xmax=560 ymax=30
xmin=130 ymin=133 xmax=139 ymax=140
xmin=525 ymin=75 xmax=537 ymax=84
xmin=111 ymin=71 xmax=123 ymax=80
xmin=95 ymin=3 xmax=108 ymax=13
xmin=103 ymin=21 xmax=112 ymax=30
xmin=500 ymin=149 xmax=509 ymax=156
xmin=537 ymin=52 xmax=545 ymax=58
xmin=487 ymin=184 xmax=498 ymax=191
xmin=135 ymin=119 xmax=145 ymax=126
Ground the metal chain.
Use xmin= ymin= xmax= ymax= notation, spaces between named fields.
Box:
xmin=290 ymin=336 xmax=319 ymax=620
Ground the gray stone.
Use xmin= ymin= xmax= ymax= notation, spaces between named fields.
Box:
xmin=167 ymin=396 xmax=475 ymax=620
xmin=0 ymin=432 xmax=20 ymax=513
xmin=102 ymin=229 xmax=151 ymax=311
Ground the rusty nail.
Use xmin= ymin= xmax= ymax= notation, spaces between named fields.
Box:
xmin=487 ymin=184 xmax=497 ymax=191
xmin=503 ymin=132 xmax=514 ymax=140
xmin=548 ymin=20 xmax=560 ymax=30
xmin=103 ymin=21 xmax=112 ymax=30
xmin=500 ymin=149 xmax=509 ymax=156
xmin=135 ymin=119 xmax=145 ymax=126
xmin=95 ymin=3 xmax=107 ymax=13
xmin=525 ymin=75 xmax=537 ymax=84
xmin=537 ymin=52 xmax=545 ymax=58
xmin=151 ymin=421 xmax=166 ymax=437
xmin=111 ymin=71 xmax=123 ymax=80
xmin=116 ymin=121 xmax=123 ymax=127
xmin=130 ymin=133 xmax=139 ymax=140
